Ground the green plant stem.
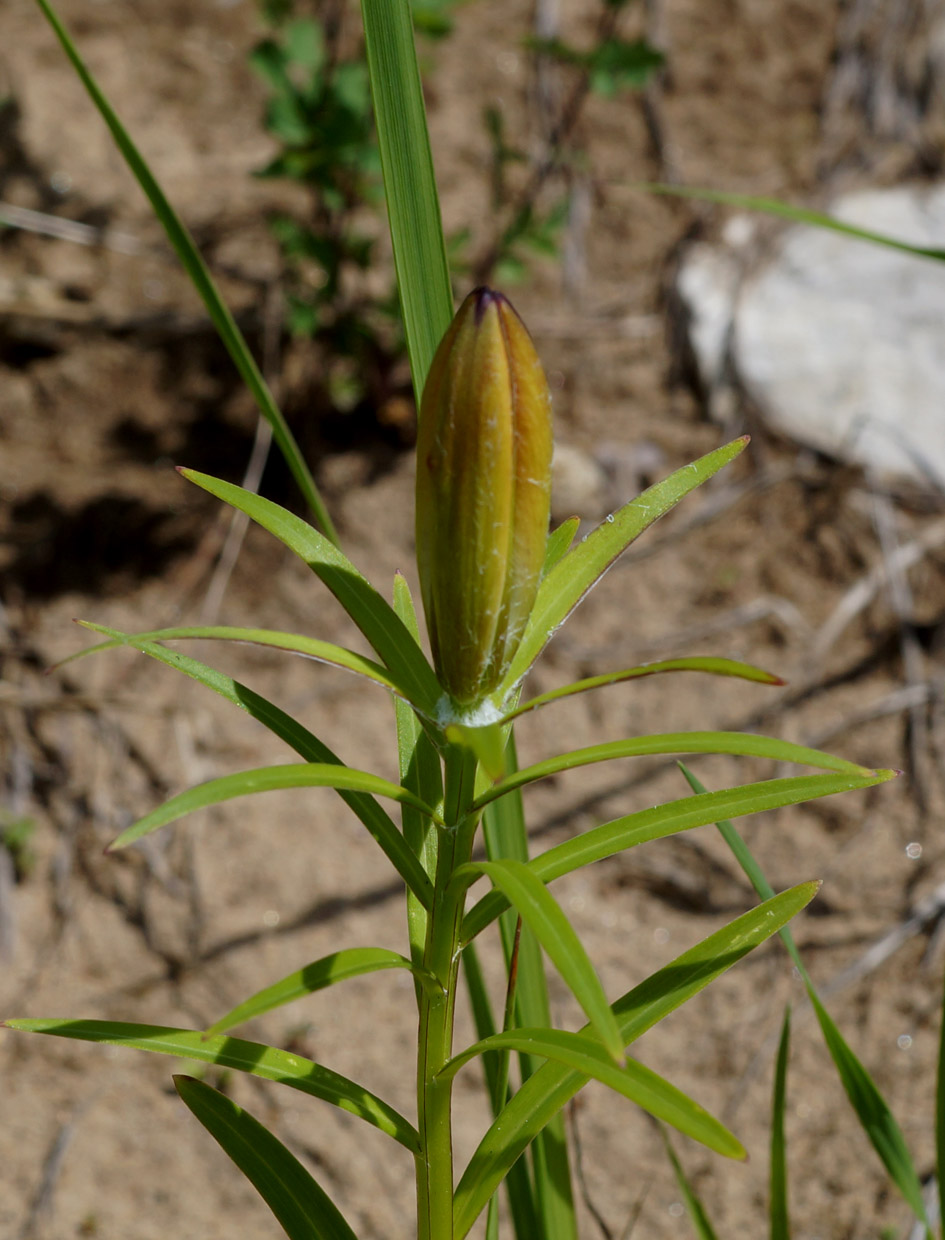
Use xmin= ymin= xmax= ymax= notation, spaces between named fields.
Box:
xmin=416 ymin=745 xmax=480 ymax=1240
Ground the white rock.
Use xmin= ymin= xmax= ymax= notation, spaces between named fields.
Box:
xmin=678 ymin=184 xmax=945 ymax=488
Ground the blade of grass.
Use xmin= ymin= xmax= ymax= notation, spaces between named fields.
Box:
xmin=360 ymin=0 xmax=453 ymax=401
xmin=661 ymin=1128 xmax=721 ymax=1240
xmin=770 ymin=1007 xmax=791 ymax=1240
xmin=640 ymin=183 xmax=945 ymax=264
xmin=32 ymin=0 xmax=336 ymax=540
xmin=678 ymin=763 xmax=930 ymax=1235
xmin=175 ymin=1076 xmax=359 ymax=1240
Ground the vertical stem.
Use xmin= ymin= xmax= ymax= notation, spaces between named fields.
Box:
xmin=416 ymin=745 xmax=479 ymax=1240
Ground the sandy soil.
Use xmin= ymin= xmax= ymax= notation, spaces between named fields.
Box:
xmin=2 ymin=1 xmax=944 ymax=1238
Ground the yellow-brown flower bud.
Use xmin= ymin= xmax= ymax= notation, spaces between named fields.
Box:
xmin=416 ymin=287 xmax=553 ymax=709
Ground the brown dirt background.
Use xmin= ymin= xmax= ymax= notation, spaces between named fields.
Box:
xmin=2 ymin=1 xmax=944 ymax=1237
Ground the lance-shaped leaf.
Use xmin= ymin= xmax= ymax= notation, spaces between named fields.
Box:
xmin=175 ymin=1075 xmax=359 ymax=1240
xmin=77 ymin=634 xmax=431 ymax=909
xmin=5 ymin=1019 xmax=419 ymax=1152
xmin=462 ymin=771 xmax=890 ymax=944
xmin=453 ymin=882 xmax=818 ymax=1238
xmin=453 ymin=859 xmax=624 ymax=1062
xmin=503 ymin=657 xmax=783 ymax=723
xmin=678 ymin=763 xmax=929 ymax=1231
xmin=498 ymin=437 xmax=749 ymax=694
xmin=543 ymin=517 xmax=581 ymax=578
xmin=206 ymin=948 xmax=439 ymax=1038
xmin=178 ymin=470 xmax=442 ymax=714
xmin=472 ymin=731 xmax=875 ymax=814
xmin=69 ymin=621 xmax=432 ymax=716
xmin=441 ymin=1029 xmax=743 ymax=1159
xmin=106 ymin=763 xmax=443 ymax=876
xmin=32 ymin=0 xmax=335 ymax=541
xmin=361 ymin=0 xmax=453 ymax=402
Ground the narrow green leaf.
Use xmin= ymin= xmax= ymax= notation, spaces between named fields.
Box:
xmin=504 ymin=658 xmax=783 ymax=722
xmin=453 ymin=884 xmax=818 ymax=1238
xmin=640 ymin=183 xmax=945 ymax=264
xmin=70 ymin=622 xmax=429 ymax=714
xmin=499 ymin=438 xmax=749 ymax=693
xmin=462 ymin=769 xmax=893 ymax=944
xmin=770 ymin=1007 xmax=791 ymax=1240
xmin=175 ymin=1076 xmax=359 ymax=1240
xmin=444 ymin=722 xmax=508 ymax=781
xmin=5 ymin=1019 xmax=419 ymax=1152
xmin=678 ymin=764 xmax=929 ymax=1232
xmin=392 ymin=574 xmax=442 ymax=971
xmin=473 ymin=732 xmax=876 ymax=814
xmin=206 ymin=948 xmax=436 ymax=1037
xmin=454 ymin=859 xmax=624 ymax=1063
xmin=32 ymin=0 xmax=335 ymax=540
xmin=442 ymin=1029 xmax=743 ymax=1159
xmin=542 ymin=517 xmax=581 ymax=578
xmin=360 ymin=0 xmax=453 ymax=401
xmin=79 ymin=635 xmax=431 ymax=909
xmin=661 ymin=1130 xmax=720 ymax=1240
xmin=107 ymin=763 xmax=442 ymax=859
xmin=178 ymin=470 xmax=442 ymax=714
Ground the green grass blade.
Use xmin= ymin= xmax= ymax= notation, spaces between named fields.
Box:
xmin=542 ymin=518 xmax=581 ymax=578
xmin=661 ymin=1129 xmax=720 ymax=1240
xmin=453 ymin=884 xmax=817 ymax=1238
xmin=206 ymin=948 xmax=433 ymax=1037
xmin=473 ymin=732 xmax=876 ymax=813
xmin=107 ymin=762 xmax=442 ymax=900
xmin=678 ymin=764 xmax=930 ymax=1233
xmin=5 ymin=1019 xmax=419 ymax=1152
xmin=770 ymin=1007 xmax=791 ymax=1240
xmin=360 ymin=0 xmax=453 ymax=401
xmin=32 ymin=0 xmax=336 ymax=541
xmin=392 ymin=574 xmax=442 ymax=971
xmin=641 ymin=183 xmax=945 ymax=264
xmin=463 ymin=770 xmax=893 ymax=944
xmin=175 ymin=1076 xmax=359 ymax=1240
xmin=81 ymin=635 xmax=431 ymax=910
xmin=442 ymin=1030 xmax=744 ymax=1160
xmin=482 ymin=734 xmax=577 ymax=1240
xmin=455 ymin=859 xmax=624 ymax=1062
xmin=179 ymin=470 xmax=442 ymax=713
xmin=504 ymin=658 xmax=782 ymax=722
xmin=499 ymin=438 xmax=749 ymax=693
xmin=72 ymin=622 xmax=427 ymax=712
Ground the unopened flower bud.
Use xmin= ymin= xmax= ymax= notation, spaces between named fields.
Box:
xmin=416 ymin=287 xmax=553 ymax=708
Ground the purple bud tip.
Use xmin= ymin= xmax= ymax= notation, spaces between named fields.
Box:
xmin=471 ymin=286 xmax=507 ymax=323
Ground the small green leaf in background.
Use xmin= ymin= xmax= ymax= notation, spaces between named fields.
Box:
xmin=770 ymin=1008 xmax=791 ymax=1240
xmin=175 ymin=1076 xmax=359 ymax=1240
xmin=32 ymin=0 xmax=336 ymax=541
xmin=677 ymin=763 xmax=931 ymax=1235
xmin=661 ymin=1128 xmax=720 ymax=1240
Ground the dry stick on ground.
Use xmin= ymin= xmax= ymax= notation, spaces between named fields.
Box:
xmin=867 ymin=478 xmax=934 ymax=808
